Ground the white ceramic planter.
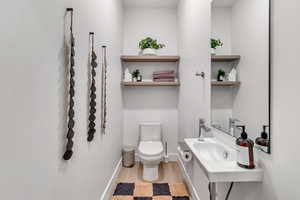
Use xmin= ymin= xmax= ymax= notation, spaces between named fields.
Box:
xmin=132 ymin=77 xmax=137 ymax=82
xmin=211 ymin=48 xmax=216 ymax=55
xmin=142 ymin=48 xmax=157 ymax=55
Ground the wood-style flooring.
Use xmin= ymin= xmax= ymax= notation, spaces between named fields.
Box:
xmin=112 ymin=162 xmax=190 ymax=200
xmin=117 ymin=162 xmax=184 ymax=183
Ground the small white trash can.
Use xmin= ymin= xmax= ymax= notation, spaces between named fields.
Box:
xmin=122 ymin=146 xmax=135 ymax=168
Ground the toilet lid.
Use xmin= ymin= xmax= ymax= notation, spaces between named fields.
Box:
xmin=139 ymin=141 xmax=164 ymax=156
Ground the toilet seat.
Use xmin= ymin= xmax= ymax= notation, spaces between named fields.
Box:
xmin=138 ymin=141 xmax=164 ymax=157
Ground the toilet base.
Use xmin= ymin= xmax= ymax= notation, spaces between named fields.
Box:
xmin=143 ymin=164 xmax=159 ymax=182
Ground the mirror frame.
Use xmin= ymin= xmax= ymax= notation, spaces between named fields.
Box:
xmin=267 ymin=0 xmax=272 ymax=154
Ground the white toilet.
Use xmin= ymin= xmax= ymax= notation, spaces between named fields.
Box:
xmin=138 ymin=122 xmax=164 ymax=182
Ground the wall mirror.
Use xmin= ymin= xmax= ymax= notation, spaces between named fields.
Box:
xmin=210 ymin=0 xmax=271 ymax=153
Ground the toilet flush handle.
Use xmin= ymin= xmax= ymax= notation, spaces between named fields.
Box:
xmin=164 ymin=141 xmax=168 ymax=163
xmin=165 ymin=142 xmax=168 ymax=156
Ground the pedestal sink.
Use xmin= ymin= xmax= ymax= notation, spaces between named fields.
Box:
xmin=184 ymin=138 xmax=263 ymax=200
xmin=184 ymin=138 xmax=263 ymax=182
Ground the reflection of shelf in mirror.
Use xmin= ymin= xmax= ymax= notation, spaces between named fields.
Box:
xmin=211 ymin=81 xmax=241 ymax=86
xmin=121 ymin=55 xmax=180 ymax=62
xmin=122 ymin=81 xmax=180 ymax=87
xmin=211 ymin=55 xmax=240 ymax=62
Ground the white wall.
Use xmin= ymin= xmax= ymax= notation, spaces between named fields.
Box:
xmin=122 ymin=7 xmax=179 ymax=154
xmin=231 ymin=0 xmax=269 ymax=139
xmin=211 ymin=87 xmax=233 ymax=130
xmin=225 ymin=0 xmax=300 ymax=199
xmin=177 ymin=0 xmax=211 ymax=199
xmin=0 ymin=0 xmax=123 ymax=199
xmin=211 ymin=7 xmax=232 ymax=54
xmin=122 ymin=7 xmax=178 ymax=55
xmin=211 ymin=6 xmax=234 ymax=130
xmin=183 ymin=0 xmax=300 ymax=199
xmin=211 ymin=0 xmax=269 ymax=139
xmin=177 ymin=0 xmax=211 ymax=144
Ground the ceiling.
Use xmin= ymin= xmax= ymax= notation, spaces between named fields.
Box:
xmin=123 ymin=0 xmax=179 ymax=8
xmin=212 ymin=0 xmax=238 ymax=8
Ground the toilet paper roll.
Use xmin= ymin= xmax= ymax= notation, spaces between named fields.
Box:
xmin=181 ymin=150 xmax=192 ymax=162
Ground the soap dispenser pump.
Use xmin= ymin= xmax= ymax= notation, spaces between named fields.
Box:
xmin=236 ymin=126 xmax=255 ymax=169
xmin=255 ymin=125 xmax=269 ymax=152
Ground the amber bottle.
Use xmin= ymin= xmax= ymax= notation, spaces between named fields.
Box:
xmin=236 ymin=126 xmax=255 ymax=169
xmin=255 ymin=125 xmax=269 ymax=152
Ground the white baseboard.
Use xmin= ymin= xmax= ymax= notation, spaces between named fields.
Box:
xmin=177 ymin=151 xmax=201 ymax=200
xmin=164 ymin=153 xmax=178 ymax=162
xmin=100 ymin=158 xmax=122 ymax=200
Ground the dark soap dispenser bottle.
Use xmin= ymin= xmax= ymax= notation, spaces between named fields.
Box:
xmin=255 ymin=125 xmax=269 ymax=152
xmin=236 ymin=126 xmax=255 ymax=169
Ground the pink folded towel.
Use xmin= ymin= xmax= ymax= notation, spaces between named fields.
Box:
xmin=153 ymin=74 xmax=175 ymax=79
xmin=153 ymin=70 xmax=175 ymax=75
xmin=153 ymin=78 xmax=175 ymax=82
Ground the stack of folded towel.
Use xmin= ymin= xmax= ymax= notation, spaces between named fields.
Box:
xmin=153 ymin=70 xmax=176 ymax=82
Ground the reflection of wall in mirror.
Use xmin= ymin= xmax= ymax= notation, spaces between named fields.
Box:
xmin=211 ymin=87 xmax=233 ymax=131
xmin=211 ymin=7 xmax=232 ymax=55
xmin=211 ymin=5 xmax=235 ymax=134
xmin=231 ymin=0 xmax=269 ymax=140
xmin=211 ymin=0 xmax=269 ymax=140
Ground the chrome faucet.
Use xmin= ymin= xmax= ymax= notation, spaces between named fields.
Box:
xmin=199 ymin=118 xmax=211 ymax=141
xmin=229 ymin=118 xmax=242 ymax=137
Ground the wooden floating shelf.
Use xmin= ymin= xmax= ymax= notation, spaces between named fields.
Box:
xmin=121 ymin=55 xmax=180 ymax=62
xmin=122 ymin=81 xmax=180 ymax=87
xmin=211 ymin=81 xmax=241 ymax=86
xmin=211 ymin=55 xmax=241 ymax=62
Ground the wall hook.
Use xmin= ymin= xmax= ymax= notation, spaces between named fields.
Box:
xmin=195 ymin=72 xmax=205 ymax=78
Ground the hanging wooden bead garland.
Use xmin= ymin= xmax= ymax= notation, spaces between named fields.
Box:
xmin=87 ymin=32 xmax=98 ymax=142
xmin=63 ymin=8 xmax=76 ymax=160
xmin=101 ymin=46 xmax=107 ymax=134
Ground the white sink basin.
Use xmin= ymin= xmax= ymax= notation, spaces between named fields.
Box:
xmin=192 ymin=140 xmax=235 ymax=162
xmin=184 ymin=138 xmax=263 ymax=182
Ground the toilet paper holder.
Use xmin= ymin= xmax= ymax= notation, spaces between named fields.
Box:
xmin=180 ymin=149 xmax=193 ymax=162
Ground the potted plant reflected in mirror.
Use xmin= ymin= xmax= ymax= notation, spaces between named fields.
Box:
xmin=217 ymin=69 xmax=226 ymax=81
xmin=211 ymin=38 xmax=223 ymax=55
xmin=132 ymin=69 xmax=142 ymax=82
xmin=139 ymin=37 xmax=166 ymax=56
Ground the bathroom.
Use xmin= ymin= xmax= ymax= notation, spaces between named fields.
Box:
xmin=0 ymin=0 xmax=299 ymax=200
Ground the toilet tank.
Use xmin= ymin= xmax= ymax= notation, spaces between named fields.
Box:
xmin=140 ymin=122 xmax=161 ymax=141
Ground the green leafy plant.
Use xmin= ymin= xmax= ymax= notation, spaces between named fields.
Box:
xmin=139 ymin=37 xmax=166 ymax=50
xmin=211 ymin=38 xmax=223 ymax=49
xmin=132 ymin=69 xmax=140 ymax=78
xmin=218 ymin=68 xmax=225 ymax=76
xmin=217 ymin=68 xmax=226 ymax=81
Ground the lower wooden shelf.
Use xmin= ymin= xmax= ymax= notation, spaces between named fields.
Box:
xmin=211 ymin=55 xmax=241 ymax=62
xmin=122 ymin=81 xmax=180 ymax=87
xmin=211 ymin=81 xmax=241 ymax=86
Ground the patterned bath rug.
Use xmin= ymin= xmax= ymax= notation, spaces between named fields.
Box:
xmin=112 ymin=182 xmax=190 ymax=200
